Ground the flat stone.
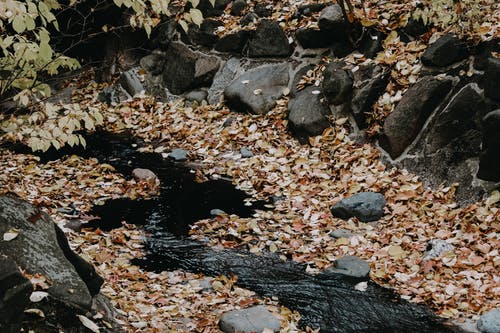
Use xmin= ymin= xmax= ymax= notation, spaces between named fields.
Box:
xmin=219 ymin=305 xmax=281 ymax=333
xmin=477 ymin=308 xmax=500 ymax=333
xmin=329 ymin=255 xmax=371 ymax=279
xmin=169 ymin=148 xmax=188 ymax=161
xmin=330 ymin=229 xmax=352 ymax=239
xmin=331 ymin=192 xmax=386 ymax=222
xmin=240 ymin=147 xmax=254 ymax=158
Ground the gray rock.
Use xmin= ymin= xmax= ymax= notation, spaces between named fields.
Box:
xmin=318 ymin=4 xmax=345 ymax=32
xmin=169 ymin=148 xmax=188 ymax=161
xmin=140 ymin=52 xmax=165 ymax=75
xmin=247 ymin=20 xmax=291 ymax=58
xmin=321 ymin=61 xmax=353 ymax=105
xmin=219 ymin=305 xmax=281 ymax=333
xmin=162 ymin=42 xmax=221 ymax=95
xmin=329 ymin=255 xmax=371 ymax=279
xmin=331 ymin=192 xmax=386 ymax=222
xmin=224 ymin=63 xmax=289 ymax=115
xmin=231 ymin=0 xmax=247 ymax=16
xmin=184 ymin=89 xmax=208 ymax=103
xmin=351 ymin=71 xmax=389 ymax=128
xmin=97 ymin=85 xmax=131 ymax=104
xmin=120 ymin=69 xmax=144 ymax=97
xmin=240 ymin=147 xmax=254 ymax=158
xmin=288 ymin=86 xmax=330 ymax=143
xmin=478 ymin=109 xmax=500 ymax=181
xmin=421 ymin=34 xmax=467 ymax=67
xmin=423 ymin=239 xmax=454 ymax=260
xmin=209 ymin=58 xmax=243 ymax=105
xmin=380 ymin=76 xmax=453 ymax=158
xmin=477 ymin=308 xmax=500 ymax=333
xmin=484 ymin=57 xmax=500 ymax=101
xmin=330 ymin=229 xmax=352 ymax=239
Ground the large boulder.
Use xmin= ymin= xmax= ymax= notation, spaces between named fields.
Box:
xmin=421 ymin=34 xmax=467 ymax=67
xmin=380 ymin=76 xmax=453 ymax=158
xmin=246 ymin=20 xmax=291 ymax=57
xmin=478 ymin=110 xmax=500 ymax=181
xmin=484 ymin=57 xmax=500 ymax=101
xmin=331 ymin=192 xmax=386 ymax=222
xmin=288 ymin=86 xmax=330 ymax=142
xmin=162 ymin=42 xmax=221 ymax=94
xmin=477 ymin=308 xmax=500 ymax=333
xmin=224 ymin=63 xmax=289 ymax=114
xmin=219 ymin=305 xmax=281 ymax=333
xmin=328 ymin=255 xmax=371 ymax=279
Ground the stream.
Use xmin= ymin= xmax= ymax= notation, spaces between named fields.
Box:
xmin=8 ymin=132 xmax=464 ymax=333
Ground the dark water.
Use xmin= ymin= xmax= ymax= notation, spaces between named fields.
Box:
xmin=6 ymin=132 xmax=464 ymax=333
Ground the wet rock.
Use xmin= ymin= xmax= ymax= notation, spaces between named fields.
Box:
xmin=478 ymin=110 xmax=500 ymax=181
xmin=477 ymin=308 xmax=500 ymax=333
xmin=484 ymin=57 xmax=500 ymax=101
xmin=380 ymin=76 xmax=453 ymax=158
xmin=219 ymin=305 xmax=281 ymax=333
xmin=240 ymin=147 xmax=254 ymax=158
xmin=331 ymin=192 xmax=386 ymax=222
xmin=247 ymin=20 xmax=291 ymax=57
xmin=169 ymin=148 xmax=188 ymax=161
xmin=351 ymin=70 xmax=389 ymax=128
xmin=209 ymin=58 xmax=243 ymax=105
xmin=321 ymin=61 xmax=353 ymax=105
xmin=231 ymin=0 xmax=247 ymax=16
xmin=0 ymin=255 xmax=33 ymax=331
xmin=329 ymin=256 xmax=371 ymax=279
xmin=318 ymin=4 xmax=345 ymax=33
xmin=423 ymin=240 xmax=454 ymax=260
xmin=421 ymin=34 xmax=467 ymax=67
xmin=215 ymin=30 xmax=251 ymax=53
xmin=425 ymin=83 xmax=486 ymax=153
xmin=119 ymin=69 xmax=144 ymax=96
xmin=140 ymin=51 xmax=165 ymax=75
xmin=288 ymin=86 xmax=330 ymax=143
xmin=330 ymin=229 xmax=352 ymax=239
xmin=295 ymin=27 xmax=331 ymax=49
xmin=224 ymin=63 xmax=289 ymax=115
xmin=162 ymin=42 xmax=221 ymax=94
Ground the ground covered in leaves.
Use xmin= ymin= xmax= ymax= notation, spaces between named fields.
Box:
xmin=1 ymin=0 xmax=499 ymax=332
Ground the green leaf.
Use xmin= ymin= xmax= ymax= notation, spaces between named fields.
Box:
xmin=12 ymin=16 xmax=26 ymax=33
xmin=39 ymin=42 xmax=52 ymax=61
xmin=190 ymin=8 xmax=203 ymax=27
xmin=25 ymin=15 xmax=36 ymax=31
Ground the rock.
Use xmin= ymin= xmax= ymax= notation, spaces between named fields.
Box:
xmin=425 ymin=83 xmax=486 ymax=153
xmin=184 ymin=89 xmax=208 ymax=103
xmin=331 ymin=192 xmax=386 ymax=222
xmin=132 ymin=168 xmax=159 ymax=184
xmin=351 ymin=71 xmax=389 ymax=128
xmin=140 ymin=51 xmax=165 ymax=75
xmin=358 ymin=29 xmax=385 ymax=59
xmin=329 ymin=255 xmax=371 ymax=279
xmin=421 ymin=34 xmax=467 ymax=67
xmin=219 ymin=305 xmax=281 ymax=333
xmin=288 ymin=86 xmax=330 ymax=143
xmin=240 ymin=147 xmax=254 ymax=158
xmin=477 ymin=308 xmax=500 ymax=333
xmin=231 ymin=0 xmax=247 ymax=15
xmin=295 ymin=27 xmax=331 ymax=48
xmin=290 ymin=64 xmax=315 ymax=96
xmin=473 ymin=39 xmax=500 ymax=70
xmin=169 ymin=148 xmax=188 ymax=161
xmin=478 ymin=110 xmax=500 ymax=181
xmin=181 ymin=19 xmax=221 ymax=47
xmin=380 ymin=76 xmax=453 ymax=158
xmin=0 ymin=195 xmax=96 ymax=311
xmin=97 ymin=85 xmax=131 ymax=104
xmin=215 ymin=30 xmax=251 ymax=53
xmin=240 ymin=12 xmax=258 ymax=26
xmin=254 ymin=2 xmax=273 ymax=17
xmin=484 ymin=57 xmax=500 ymax=101
xmin=209 ymin=58 xmax=243 ymax=105
xmin=224 ymin=63 xmax=289 ymax=115
xmin=297 ymin=3 xmax=327 ymax=16
xmin=210 ymin=209 xmax=227 ymax=216
xmin=423 ymin=240 xmax=454 ymax=260
xmin=150 ymin=19 xmax=177 ymax=49
xmin=247 ymin=20 xmax=291 ymax=57
xmin=162 ymin=42 xmax=221 ymax=95
xmin=321 ymin=62 xmax=353 ymax=105
xmin=119 ymin=69 xmax=144 ymax=96
xmin=330 ymin=229 xmax=352 ymax=239
xmin=318 ymin=4 xmax=345 ymax=33
xmin=196 ymin=0 xmax=230 ymax=17
xmin=0 ymin=255 xmax=33 ymax=330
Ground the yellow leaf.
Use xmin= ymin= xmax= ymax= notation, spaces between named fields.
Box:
xmin=388 ymin=245 xmax=405 ymax=259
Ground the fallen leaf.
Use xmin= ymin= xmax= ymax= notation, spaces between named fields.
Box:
xmin=3 ymin=229 xmax=19 ymax=241
xmin=77 ymin=315 xmax=100 ymax=333
xmin=30 ymin=291 xmax=49 ymax=302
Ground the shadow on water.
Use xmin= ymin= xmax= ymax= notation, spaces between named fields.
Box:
xmin=5 ymin=132 xmax=465 ymax=333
